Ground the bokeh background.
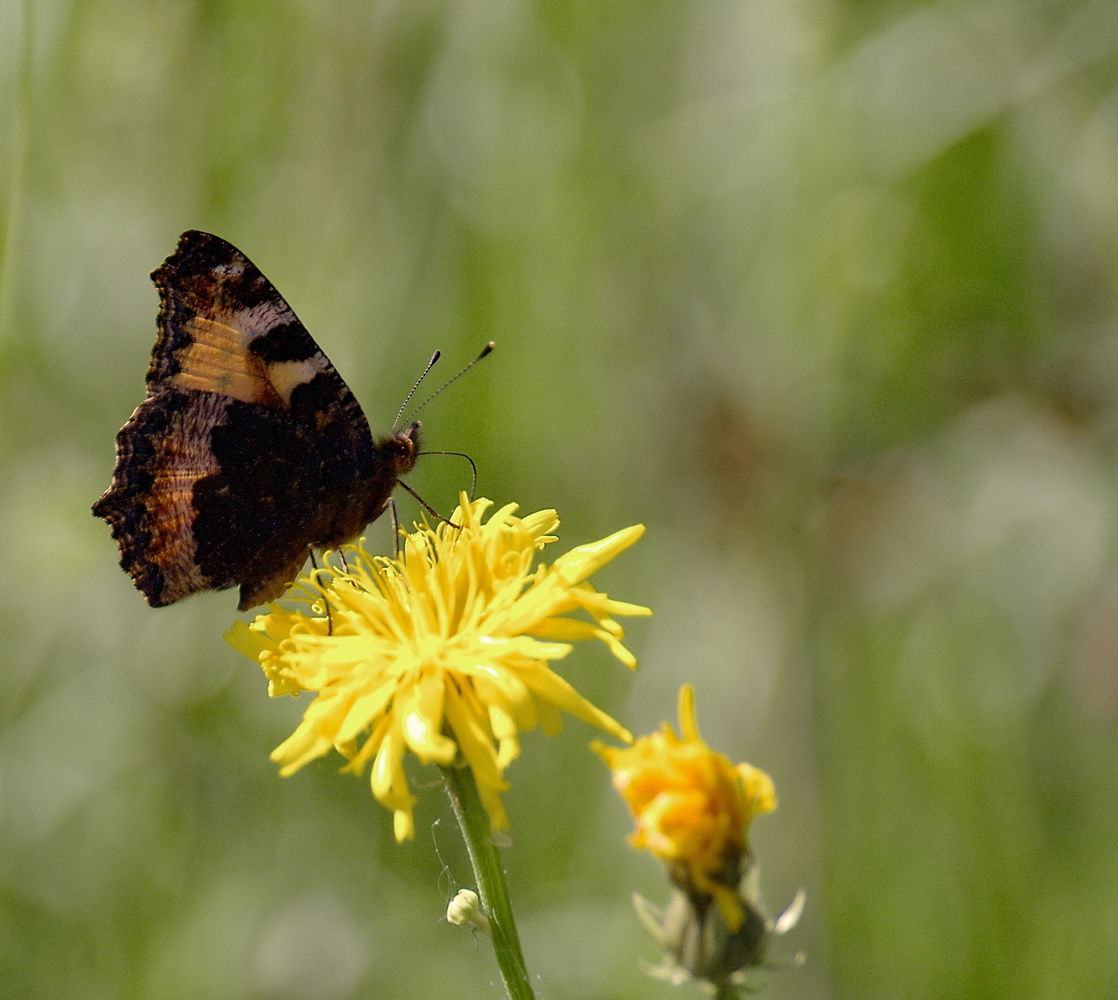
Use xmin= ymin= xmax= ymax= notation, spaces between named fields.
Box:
xmin=4 ymin=2 xmax=1118 ymax=998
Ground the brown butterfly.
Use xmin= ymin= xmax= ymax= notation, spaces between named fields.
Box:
xmin=93 ymin=230 xmax=421 ymax=610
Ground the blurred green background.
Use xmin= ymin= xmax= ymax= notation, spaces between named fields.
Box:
xmin=4 ymin=1 xmax=1118 ymax=998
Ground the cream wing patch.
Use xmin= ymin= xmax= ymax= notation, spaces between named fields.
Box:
xmin=168 ymin=315 xmax=329 ymax=409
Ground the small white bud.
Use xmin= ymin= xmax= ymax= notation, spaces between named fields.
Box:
xmin=446 ymin=888 xmax=490 ymax=933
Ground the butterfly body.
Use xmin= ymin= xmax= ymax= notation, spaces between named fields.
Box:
xmin=93 ymin=230 xmax=418 ymax=610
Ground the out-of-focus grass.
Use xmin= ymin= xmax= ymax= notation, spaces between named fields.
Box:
xmin=3 ymin=2 xmax=1118 ymax=998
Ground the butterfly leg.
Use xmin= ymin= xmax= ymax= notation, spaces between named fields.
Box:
xmin=388 ymin=497 xmax=401 ymax=558
xmin=396 ymin=480 xmax=461 ymax=530
xmin=309 ymin=550 xmax=335 ymax=635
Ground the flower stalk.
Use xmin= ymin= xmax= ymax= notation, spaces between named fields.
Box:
xmin=442 ymin=764 xmax=535 ymax=1000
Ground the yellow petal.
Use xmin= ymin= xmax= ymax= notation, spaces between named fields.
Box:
xmin=552 ymin=524 xmax=645 ymax=584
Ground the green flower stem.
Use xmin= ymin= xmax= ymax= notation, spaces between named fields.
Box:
xmin=441 ymin=764 xmax=536 ymax=1000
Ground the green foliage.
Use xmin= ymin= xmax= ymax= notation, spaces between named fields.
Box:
xmin=3 ymin=2 xmax=1118 ymax=997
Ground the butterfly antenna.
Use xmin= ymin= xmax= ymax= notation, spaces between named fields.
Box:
xmin=392 ymin=350 xmax=442 ymax=432
xmin=402 ymin=342 xmax=495 ymax=427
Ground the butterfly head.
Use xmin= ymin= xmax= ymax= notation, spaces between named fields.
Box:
xmin=388 ymin=421 xmax=422 ymax=479
xmin=350 ymin=422 xmax=422 ymax=533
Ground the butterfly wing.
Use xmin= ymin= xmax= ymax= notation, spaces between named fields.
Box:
xmin=93 ymin=231 xmax=380 ymax=609
xmin=149 ymin=230 xmax=376 ymax=466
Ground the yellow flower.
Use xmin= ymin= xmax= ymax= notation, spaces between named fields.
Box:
xmin=228 ymin=496 xmax=649 ymax=841
xmin=594 ymin=685 xmax=775 ymax=934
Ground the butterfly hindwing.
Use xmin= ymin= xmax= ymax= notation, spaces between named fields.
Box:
xmin=92 ymin=390 xmax=224 ymax=605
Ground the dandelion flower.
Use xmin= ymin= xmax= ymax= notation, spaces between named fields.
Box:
xmin=595 ymin=685 xmax=774 ymax=931
xmin=228 ymin=495 xmax=649 ymax=841
xmin=596 ymin=686 xmax=801 ymax=986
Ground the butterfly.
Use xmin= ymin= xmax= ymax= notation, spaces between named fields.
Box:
xmin=93 ymin=230 xmax=420 ymax=610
